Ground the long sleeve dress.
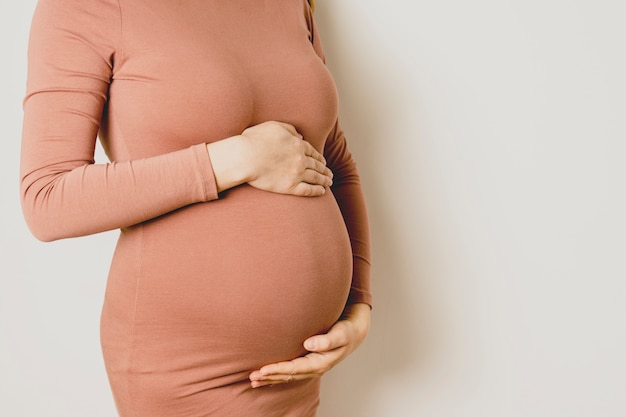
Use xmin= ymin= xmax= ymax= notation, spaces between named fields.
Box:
xmin=20 ymin=0 xmax=372 ymax=416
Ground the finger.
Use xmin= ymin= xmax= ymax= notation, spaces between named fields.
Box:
xmin=259 ymin=349 xmax=343 ymax=377
xmin=250 ymin=349 xmax=346 ymax=388
xmin=306 ymin=158 xmax=333 ymax=179
xmin=255 ymin=358 xmax=302 ymax=378
xmin=302 ymin=170 xmax=332 ymax=187
xmin=291 ymin=183 xmax=326 ymax=197
xmin=304 ymin=323 xmax=351 ymax=352
xmin=301 ymin=140 xmax=326 ymax=164
xmin=250 ymin=359 xmax=296 ymax=382
xmin=251 ymin=373 xmax=320 ymax=388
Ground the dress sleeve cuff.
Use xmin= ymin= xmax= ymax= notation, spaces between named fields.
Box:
xmin=191 ymin=142 xmax=219 ymax=202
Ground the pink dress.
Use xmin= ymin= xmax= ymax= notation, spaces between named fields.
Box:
xmin=20 ymin=0 xmax=371 ymax=415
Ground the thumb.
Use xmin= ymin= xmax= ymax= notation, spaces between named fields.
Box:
xmin=304 ymin=335 xmax=324 ymax=352
xmin=304 ymin=328 xmax=346 ymax=352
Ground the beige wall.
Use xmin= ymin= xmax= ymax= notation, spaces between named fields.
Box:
xmin=315 ymin=0 xmax=625 ymax=416
xmin=2 ymin=1 xmax=624 ymax=416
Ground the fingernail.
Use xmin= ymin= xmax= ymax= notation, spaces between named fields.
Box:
xmin=305 ymin=339 xmax=317 ymax=350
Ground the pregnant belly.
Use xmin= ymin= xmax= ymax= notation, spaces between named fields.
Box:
xmin=103 ymin=185 xmax=352 ymax=385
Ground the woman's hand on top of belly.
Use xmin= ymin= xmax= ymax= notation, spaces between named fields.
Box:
xmin=249 ymin=303 xmax=371 ymax=388
xmin=206 ymin=121 xmax=333 ymax=196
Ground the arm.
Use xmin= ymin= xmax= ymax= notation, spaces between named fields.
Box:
xmin=20 ymin=0 xmax=218 ymax=241
xmin=21 ymin=0 xmax=331 ymax=242
xmin=324 ymin=121 xmax=373 ymax=308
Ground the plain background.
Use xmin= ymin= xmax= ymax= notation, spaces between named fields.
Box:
xmin=2 ymin=0 xmax=625 ymax=416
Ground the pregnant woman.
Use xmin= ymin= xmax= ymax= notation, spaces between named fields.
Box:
xmin=20 ymin=0 xmax=372 ymax=415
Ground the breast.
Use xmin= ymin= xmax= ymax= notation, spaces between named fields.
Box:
xmin=102 ymin=0 xmax=338 ymax=160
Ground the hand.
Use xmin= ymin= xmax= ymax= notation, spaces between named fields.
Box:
xmin=249 ymin=303 xmax=371 ymax=388
xmin=207 ymin=121 xmax=333 ymax=196
xmin=241 ymin=121 xmax=333 ymax=196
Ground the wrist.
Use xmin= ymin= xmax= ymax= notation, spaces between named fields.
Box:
xmin=342 ymin=303 xmax=371 ymax=336
xmin=206 ymin=135 xmax=253 ymax=192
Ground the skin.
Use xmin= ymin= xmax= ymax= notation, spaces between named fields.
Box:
xmin=206 ymin=121 xmax=371 ymax=387
xmin=207 ymin=121 xmax=333 ymax=195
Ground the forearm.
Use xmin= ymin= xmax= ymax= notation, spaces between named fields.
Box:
xmin=332 ymin=181 xmax=372 ymax=307
xmin=20 ymin=141 xmax=219 ymax=242
xmin=323 ymin=120 xmax=372 ymax=307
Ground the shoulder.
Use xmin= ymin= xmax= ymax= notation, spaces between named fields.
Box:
xmin=34 ymin=0 xmax=120 ymax=17
xmin=31 ymin=0 xmax=121 ymax=36
xmin=28 ymin=0 xmax=121 ymax=72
